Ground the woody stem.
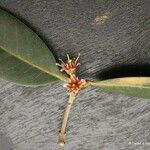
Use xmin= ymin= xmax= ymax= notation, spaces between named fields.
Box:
xmin=58 ymin=93 xmax=76 ymax=146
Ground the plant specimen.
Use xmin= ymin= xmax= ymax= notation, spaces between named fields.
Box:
xmin=0 ymin=9 xmax=150 ymax=146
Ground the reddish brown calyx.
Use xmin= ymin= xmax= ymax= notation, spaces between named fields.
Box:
xmin=64 ymin=75 xmax=87 ymax=94
xmin=56 ymin=53 xmax=80 ymax=75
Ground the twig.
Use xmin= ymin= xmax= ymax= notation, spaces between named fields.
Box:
xmin=58 ymin=93 xmax=76 ymax=146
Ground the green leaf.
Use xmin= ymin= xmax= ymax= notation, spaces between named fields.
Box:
xmin=89 ymin=77 xmax=150 ymax=99
xmin=0 ymin=9 xmax=66 ymax=86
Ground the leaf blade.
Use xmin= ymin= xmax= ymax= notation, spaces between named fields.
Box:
xmin=0 ymin=9 xmax=66 ymax=86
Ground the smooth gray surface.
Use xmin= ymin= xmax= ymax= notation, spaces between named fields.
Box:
xmin=0 ymin=0 xmax=150 ymax=150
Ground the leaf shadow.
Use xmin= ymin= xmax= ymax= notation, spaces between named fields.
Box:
xmin=98 ymin=63 xmax=150 ymax=80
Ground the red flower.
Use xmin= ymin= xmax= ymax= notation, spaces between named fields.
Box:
xmin=56 ymin=54 xmax=80 ymax=75
xmin=63 ymin=75 xmax=87 ymax=94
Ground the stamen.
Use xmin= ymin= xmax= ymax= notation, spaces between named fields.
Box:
xmin=67 ymin=54 xmax=72 ymax=63
xmin=75 ymin=53 xmax=80 ymax=63
xmin=59 ymin=58 xmax=65 ymax=64
xmin=56 ymin=63 xmax=62 ymax=67
xmin=63 ymin=84 xmax=67 ymax=88
xmin=67 ymin=54 xmax=70 ymax=61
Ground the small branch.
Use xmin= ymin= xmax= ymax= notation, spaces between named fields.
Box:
xmin=58 ymin=93 xmax=76 ymax=146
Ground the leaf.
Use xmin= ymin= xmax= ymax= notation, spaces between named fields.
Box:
xmin=89 ymin=77 xmax=150 ymax=99
xmin=0 ymin=9 xmax=66 ymax=86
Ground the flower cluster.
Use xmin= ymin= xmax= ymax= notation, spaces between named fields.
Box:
xmin=56 ymin=53 xmax=87 ymax=94
xmin=56 ymin=54 xmax=80 ymax=75
xmin=63 ymin=75 xmax=86 ymax=94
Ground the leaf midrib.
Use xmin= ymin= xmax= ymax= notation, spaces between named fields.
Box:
xmin=0 ymin=45 xmax=66 ymax=81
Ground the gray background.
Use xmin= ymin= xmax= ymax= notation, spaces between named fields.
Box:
xmin=0 ymin=0 xmax=150 ymax=150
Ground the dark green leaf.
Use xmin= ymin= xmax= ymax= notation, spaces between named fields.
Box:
xmin=0 ymin=9 xmax=66 ymax=86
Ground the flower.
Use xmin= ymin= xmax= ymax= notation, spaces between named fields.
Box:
xmin=56 ymin=53 xmax=80 ymax=75
xmin=63 ymin=75 xmax=87 ymax=94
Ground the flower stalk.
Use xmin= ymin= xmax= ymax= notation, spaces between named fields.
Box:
xmin=57 ymin=93 xmax=76 ymax=146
